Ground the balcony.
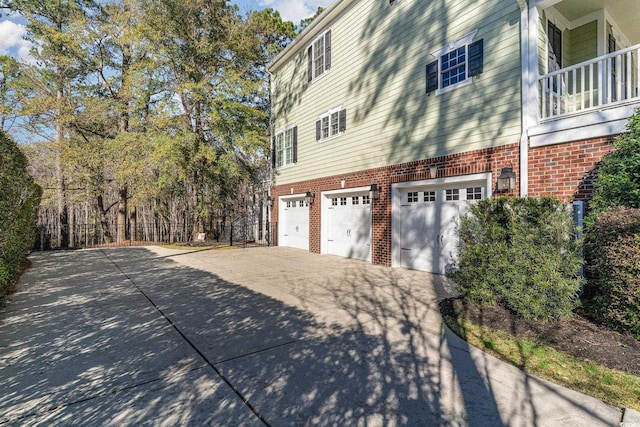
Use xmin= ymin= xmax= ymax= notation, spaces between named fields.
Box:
xmin=539 ymin=44 xmax=640 ymax=121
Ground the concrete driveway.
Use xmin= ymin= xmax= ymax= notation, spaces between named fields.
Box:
xmin=0 ymin=246 xmax=622 ymax=426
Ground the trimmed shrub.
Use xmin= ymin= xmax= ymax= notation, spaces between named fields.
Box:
xmin=447 ymin=196 xmax=584 ymax=321
xmin=0 ymin=131 xmax=41 ymax=301
xmin=588 ymin=108 xmax=640 ymax=221
xmin=584 ymin=208 xmax=640 ymax=340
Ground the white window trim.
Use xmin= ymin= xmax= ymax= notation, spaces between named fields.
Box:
xmin=275 ymin=124 xmax=296 ymax=169
xmin=318 ymin=105 xmax=344 ymax=143
xmin=431 ymin=30 xmax=478 ymax=96
xmin=309 ymin=30 xmax=330 ymax=82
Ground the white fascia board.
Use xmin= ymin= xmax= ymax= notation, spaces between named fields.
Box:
xmin=267 ymin=0 xmax=357 ymax=74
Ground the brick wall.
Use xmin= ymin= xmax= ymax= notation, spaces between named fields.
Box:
xmin=528 ymin=136 xmax=615 ymax=202
xmin=271 ymin=143 xmax=520 ymax=266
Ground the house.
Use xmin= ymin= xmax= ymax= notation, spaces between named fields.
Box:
xmin=267 ymin=0 xmax=640 ymax=274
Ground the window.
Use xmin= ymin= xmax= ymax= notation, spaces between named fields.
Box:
xmin=446 ymin=189 xmax=460 ymax=201
xmin=407 ymin=191 xmax=419 ymax=203
xmin=466 ymin=187 xmax=482 ymax=200
xmin=352 ymin=196 xmax=359 ymax=205
xmin=424 ymin=191 xmax=436 ymax=202
xmin=427 ymin=31 xmax=483 ymax=95
xmin=340 ymin=197 xmax=347 ymax=206
xmin=316 ymin=107 xmax=347 ymax=141
xmin=332 ymin=198 xmax=338 ymax=206
xmin=362 ymin=195 xmax=371 ymax=205
xmin=307 ymin=30 xmax=332 ymax=82
xmin=272 ymin=126 xmax=297 ymax=168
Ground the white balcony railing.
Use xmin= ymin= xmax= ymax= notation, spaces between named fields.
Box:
xmin=539 ymin=43 xmax=640 ymax=121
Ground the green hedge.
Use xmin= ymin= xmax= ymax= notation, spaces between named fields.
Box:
xmin=584 ymin=208 xmax=640 ymax=340
xmin=588 ymin=108 xmax=640 ymax=220
xmin=447 ymin=196 xmax=584 ymax=321
xmin=0 ymin=131 xmax=41 ymax=301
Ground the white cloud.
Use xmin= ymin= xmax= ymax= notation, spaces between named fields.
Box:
xmin=258 ymin=0 xmax=335 ymax=25
xmin=0 ymin=18 xmax=34 ymax=64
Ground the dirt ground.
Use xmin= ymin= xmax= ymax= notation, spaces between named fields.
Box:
xmin=440 ymin=298 xmax=640 ymax=376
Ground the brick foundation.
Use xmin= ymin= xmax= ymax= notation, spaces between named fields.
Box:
xmin=272 ymin=143 xmax=520 ymax=266
xmin=528 ymin=136 xmax=615 ymax=202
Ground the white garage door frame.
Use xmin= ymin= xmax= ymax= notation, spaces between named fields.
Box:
xmin=391 ymin=172 xmax=492 ymax=272
xmin=278 ymin=193 xmax=310 ymax=251
xmin=321 ymin=186 xmax=372 ymax=262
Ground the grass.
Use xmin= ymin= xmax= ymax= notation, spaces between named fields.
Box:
xmin=444 ymin=315 xmax=640 ymax=411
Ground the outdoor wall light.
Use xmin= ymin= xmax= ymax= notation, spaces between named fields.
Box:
xmin=369 ymin=183 xmax=381 ymax=200
xmin=267 ymin=196 xmax=274 ymax=206
xmin=497 ymin=167 xmax=516 ymax=191
xmin=305 ymin=191 xmax=315 ymax=205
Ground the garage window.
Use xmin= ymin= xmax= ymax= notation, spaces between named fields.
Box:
xmin=424 ymin=191 xmax=436 ymax=202
xmin=340 ymin=197 xmax=347 ymax=206
xmin=446 ymin=189 xmax=460 ymax=201
xmin=467 ymin=187 xmax=482 ymax=200
xmin=362 ymin=195 xmax=371 ymax=205
xmin=352 ymin=196 xmax=359 ymax=205
xmin=407 ymin=191 xmax=419 ymax=203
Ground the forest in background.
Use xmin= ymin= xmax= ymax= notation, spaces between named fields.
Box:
xmin=0 ymin=0 xmax=306 ymax=248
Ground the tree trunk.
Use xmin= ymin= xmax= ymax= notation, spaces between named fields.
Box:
xmin=129 ymin=206 xmax=137 ymax=242
xmin=117 ymin=185 xmax=127 ymax=242
xmin=55 ymin=124 xmax=69 ymax=249
xmin=97 ymin=195 xmax=113 ymax=243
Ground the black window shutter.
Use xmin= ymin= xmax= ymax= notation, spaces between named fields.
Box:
xmin=325 ymin=30 xmax=331 ymax=70
xmin=292 ymin=126 xmax=298 ymax=163
xmin=426 ymin=60 xmax=438 ymax=93
xmin=271 ymin=136 xmax=276 ymax=168
xmin=338 ymin=109 xmax=346 ymax=132
xmin=315 ymin=120 xmax=321 ymax=140
xmin=307 ymin=46 xmax=313 ymax=82
xmin=468 ymin=39 xmax=484 ymax=77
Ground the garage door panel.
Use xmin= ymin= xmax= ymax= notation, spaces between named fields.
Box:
xmin=325 ymin=195 xmax=371 ymax=261
xmin=280 ymin=200 xmax=309 ymax=251
xmin=395 ymin=184 xmax=485 ymax=274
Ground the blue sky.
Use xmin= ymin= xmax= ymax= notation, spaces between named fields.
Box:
xmin=0 ymin=0 xmax=334 ymax=63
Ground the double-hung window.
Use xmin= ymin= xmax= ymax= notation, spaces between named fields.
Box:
xmin=307 ymin=30 xmax=332 ymax=82
xmin=272 ymin=126 xmax=298 ymax=169
xmin=427 ymin=30 xmax=484 ymax=95
xmin=316 ymin=107 xmax=346 ymax=142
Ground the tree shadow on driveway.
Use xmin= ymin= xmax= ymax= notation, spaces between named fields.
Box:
xmin=2 ymin=247 xmax=619 ymax=426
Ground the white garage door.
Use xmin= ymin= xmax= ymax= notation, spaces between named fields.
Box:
xmin=326 ymin=193 xmax=371 ymax=261
xmin=397 ymin=184 xmax=484 ymax=274
xmin=279 ymin=198 xmax=309 ymax=250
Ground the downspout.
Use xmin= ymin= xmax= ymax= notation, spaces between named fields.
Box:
xmin=519 ymin=0 xmax=530 ymax=197
xmin=267 ymin=69 xmax=275 ymax=227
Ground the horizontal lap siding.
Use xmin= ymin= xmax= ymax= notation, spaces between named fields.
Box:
xmin=271 ymin=0 xmax=522 ymax=186
xmin=569 ymin=21 xmax=597 ymax=66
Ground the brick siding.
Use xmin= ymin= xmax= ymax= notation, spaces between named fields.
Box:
xmin=528 ymin=136 xmax=615 ymax=202
xmin=271 ymin=143 xmax=520 ymax=266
